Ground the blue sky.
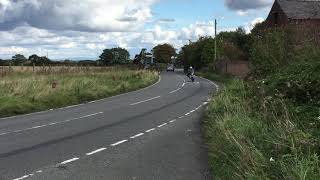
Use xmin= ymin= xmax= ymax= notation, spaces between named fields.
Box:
xmin=0 ymin=0 xmax=273 ymax=60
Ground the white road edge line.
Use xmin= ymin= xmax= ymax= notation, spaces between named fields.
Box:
xmin=158 ymin=123 xmax=167 ymax=128
xmin=190 ymin=110 xmax=195 ymax=113
xmin=111 ymin=140 xmax=128 ymax=147
xmin=130 ymin=96 xmax=161 ymax=106
xmin=185 ymin=113 xmax=190 ymax=116
xmin=130 ymin=133 xmax=144 ymax=139
xmin=59 ymin=157 xmax=79 ymax=165
xmin=146 ymin=128 xmax=155 ymax=133
xmin=86 ymin=148 xmax=107 ymax=156
xmin=179 ymin=116 xmax=184 ymax=119
xmin=169 ymin=119 xmax=177 ymax=123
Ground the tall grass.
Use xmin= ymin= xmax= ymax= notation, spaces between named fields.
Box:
xmin=0 ymin=66 xmax=158 ymax=117
xmin=203 ymin=79 xmax=320 ymax=179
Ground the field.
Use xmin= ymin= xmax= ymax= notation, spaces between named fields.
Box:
xmin=0 ymin=66 xmax=158 ymax=118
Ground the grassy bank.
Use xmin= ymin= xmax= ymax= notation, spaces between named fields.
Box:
xmin=0 ymin=66 xmax=158 ymax=118
xmin=202 ymin=73 xmax=320 ymax=179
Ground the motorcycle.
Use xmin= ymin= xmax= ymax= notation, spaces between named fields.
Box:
xmin=187 ymin=72 xmax=195 ymax=82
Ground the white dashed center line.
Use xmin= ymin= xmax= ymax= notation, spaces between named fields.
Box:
xmin=169 ymin=119 xmax=177 ymax=123
xmin=13 ymin=173 xmax=34 ymax=180
xmin=190 ymin=110 xmax=195 ymax=113
xmin=111 ymin=140 xmax=128 ymax=147
xmin=130 ymin=96 xmax=161 ymax=106
xmin=130 ymin=133 xmax=144 ymax=139
xmin=169 ymin=88 xmax=181 ymax=94
xmin=86 ymin=148 xmax=107 ymax=156
xmin=146 ymin=128 xmax=155 ymax=133
xmin=1 ymin=112 xmax=104 ymax=137
xmin=179 ymin=116 xmax=184 ymax=119
xmin=157 ymin=123 xmax=167 ymax=128
xmin=185 ymin=112 xmax=190 ymax=116
xmin=59 ymin=157 xmax=79 ymax=165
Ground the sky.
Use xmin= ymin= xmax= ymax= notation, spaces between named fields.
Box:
xmin=0 ymin=0 xmax=273 ymax=60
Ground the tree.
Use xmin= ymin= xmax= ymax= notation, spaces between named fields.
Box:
xmin=152 ymin=44 xmax=176 ymax=64
xmin=99 ymin=47 xmax=130 ymax=65
xmin=12 ymin=54 xmax=27 ymax=65
xmin=201 ymin=38 xmax=216 ymax=68
xmin=28 ymin=54 xmax=51 ymax=65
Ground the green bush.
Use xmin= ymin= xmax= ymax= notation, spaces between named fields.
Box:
xmin=204 ymin=79 xmax=320 ymax=179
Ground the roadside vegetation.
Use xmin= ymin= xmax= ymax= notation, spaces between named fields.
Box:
xmin=0 ymin=66 xmax=158 ymax=118
xmin=180 ymin=24 xmax=320 ymax=179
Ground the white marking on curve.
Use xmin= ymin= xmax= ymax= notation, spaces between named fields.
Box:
xmin=130 ymin=133 xmax=144 ymax=139
xmin=185 ymin=113 xmax=190 ymax=116
xmin=86 ymin=148 xmax=107 ymax=156
xmin=130 ymin=96 xmax=161 ymax=106
xmin=146 ymin=128 xmax=155 ymax=133
xmin=158 ymin=123 xmax=167 ymax=128
xmin=169 ymin=119 xmax=177 ymax=123
xmin=111 ymin=140 xmax=128 ymax=147
xmin=179 ymin=116 xmax=184 ymax=119
xmin=59 ymin=157 xmax=79 ymax=165
xmin=190 ymin=110 xmax=195 ymax=113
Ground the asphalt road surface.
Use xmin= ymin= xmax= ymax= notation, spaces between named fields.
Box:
xmin=0 ymin=70 xmax=218 ymax=180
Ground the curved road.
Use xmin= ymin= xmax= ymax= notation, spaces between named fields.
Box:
xmin=0 ymin=70 xmax=217 ymax=180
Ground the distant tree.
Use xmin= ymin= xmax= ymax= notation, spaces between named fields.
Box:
xmin=99 ymin=47 xmax=130 ymax=65
xmin=152 ymin=44 xmax=176 ymax=64
xmin=201 ymin=38 xmax=216 ymax=68
xmin=12 ymin=54 xmax=27 ymax=65
xmin=28 ymin=54 xmax=51 ymax=65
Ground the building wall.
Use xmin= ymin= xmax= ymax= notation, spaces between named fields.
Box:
xmin=216 ymin=60 xmax=250 ymax=78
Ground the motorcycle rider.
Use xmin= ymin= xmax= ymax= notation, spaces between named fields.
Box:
xmin=187 ymin=66 xmax=194 ymax=78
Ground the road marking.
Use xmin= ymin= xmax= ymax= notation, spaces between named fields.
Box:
xmin=185 ymin=113 xmax=190 ymax=116
xmin=203 ymin=102 xmax=209 ymax=105
xmin=190 ymin=110 xmax=195 ymax=113
xmin=182 ymin=82 xmax=185 ymax=87
xmin=0 ymin=112 xmax=104 ymax=136
xmin=179 ymin=116 xmax=184 ymax=119
xmin=79 ymin=112 xmax=103 ymax=119
xmin=59 ymin=157 xmax=79 ymax=165
xmin=111 ymin=140 xmax=128 ymax=147
xmin=86 ymin=148 xmax=107 ymax=156
xmin=169 ymin=88 xmax=181 ymax=94
xmin=130 ymin=133 xmax=144 ymax=139
xmin=29 ymin=125 xmax=47 ymax=130
xmin=146 ymin=128 xmax=155 ymax=133
xmin=13 ymin=174 xmax=34 ymax=180
xmin=158 ymin=123 xmax=167 ymax=128
xmin=36 ymin=170 xmax=43 ymax=173
xmin=130 ymin=96 xmax=161 ymax=106
xmin=169 ymin=119 xmax=177 ymax=123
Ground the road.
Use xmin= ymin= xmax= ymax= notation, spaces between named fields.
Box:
xmin=0 ymin=70 xmax=217 ymax=180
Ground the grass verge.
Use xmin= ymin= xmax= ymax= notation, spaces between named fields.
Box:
xmin=202 ymin=72 xmax=320 ymax=179
xmin=0 ymin=67 xmax=158 ymax=118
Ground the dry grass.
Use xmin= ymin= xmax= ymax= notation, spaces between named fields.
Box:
xmin=0 ymin=66 xmax=158 ymax=117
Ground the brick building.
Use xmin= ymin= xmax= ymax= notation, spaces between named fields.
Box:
xmin=265 ymin=0 xmax=320 ymax=27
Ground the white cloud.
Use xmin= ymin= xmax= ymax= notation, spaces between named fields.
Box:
xmin=237 ymin=10 xmax=249 ymax=16
xmin=244 ymin=17 xmax=265 ymax=33
xmin=0 ymin=0 xmax=157 ymax=32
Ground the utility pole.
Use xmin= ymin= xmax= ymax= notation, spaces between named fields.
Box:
xmin=214 ymin=19 xmax=217 ymax=63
